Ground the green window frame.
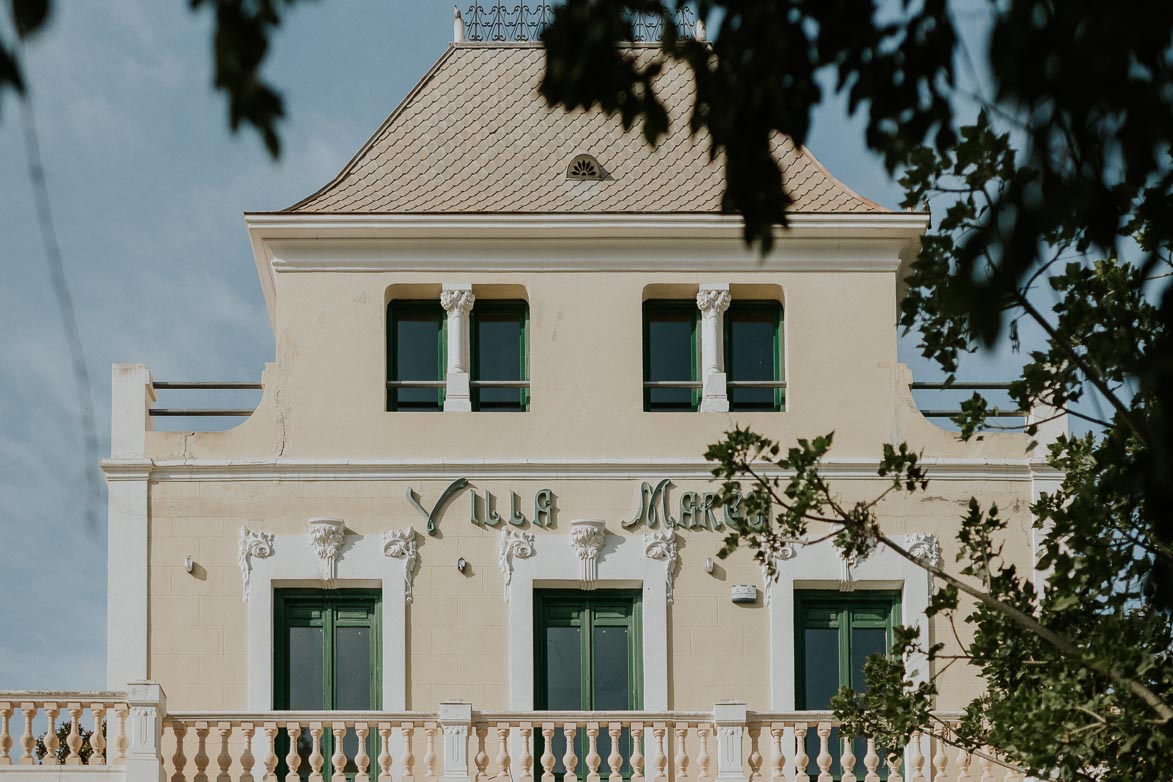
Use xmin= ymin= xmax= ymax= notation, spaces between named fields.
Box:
xmin=642 ymin=300 xmax=699 ymax=412
xmin=723 ymin=300 xmax=785 ymax=412
xmin=795 ymin=591 xmax=900 ymax=780
xmin=535 ymin=590 xmax=643 ymax=778
xmin=471 ymin=300 xmax=529 ymax=412
xmin=387 ymin=300 xmax=446 ymax=411
xmin=274 ymin=589 xmax=382 ymax=780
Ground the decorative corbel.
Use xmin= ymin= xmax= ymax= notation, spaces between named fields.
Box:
xmin=308 ymin=518 xmax=346 ymax=584
xmin=643 ymin=530 xmax=680 ymax=604
xmin=237 ymin=527 xmax=274 ymax=603
xmin=498 ymin=528 xmax=536 ymax=601
xmin=382 ymin=527 xmax=419 ymax=604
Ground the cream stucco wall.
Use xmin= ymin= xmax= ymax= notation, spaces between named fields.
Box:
xmin=108 ymin=218 xmax=1054 ymax=714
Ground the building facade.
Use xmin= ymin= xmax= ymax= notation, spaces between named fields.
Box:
xmin=2 ymin=24 xmax=1058 ymax=782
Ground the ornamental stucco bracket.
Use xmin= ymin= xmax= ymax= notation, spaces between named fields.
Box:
xmin=238 ymin=527 xmax=274 ymax=603
xmin=902 ymin=532 xmax=943 ymax=569
xmin=759 ymin=541 xmax=797 ymax=606
xmin=643 ymin=530 xmax=680 ymax=604
xmin=308 ymin=517 xmax=346 ymax=584
xmin=498 ymin=528 xmax=536 ymax=601
xmin=569 ymin=519 xmax=606 ymax=589
xmin=382 ymin=527 xmax=419 ymax=604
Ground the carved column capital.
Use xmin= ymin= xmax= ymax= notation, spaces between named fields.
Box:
xmin=696 ymin=287 xmax=731 ymax=317
xmin=440 ymin=288 xmax=476 ymax=315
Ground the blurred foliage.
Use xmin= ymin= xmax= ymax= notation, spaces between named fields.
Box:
xmin=35 ymin=720 xmax=105 ymax=765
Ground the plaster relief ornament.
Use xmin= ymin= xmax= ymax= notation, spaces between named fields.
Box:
xmin=382 ymin=527 xmax=419 ymax=604
xmin=643 ymin=530 xmax=680 ymax=604
xmin=903 ymin=532 xmax=943 ymax=569
xmin=696 ymin=288 xmax=732 ymax=316
xmin=569 ymin=519 xmax=606 ymax=590
xmin=237 ymin=527 xmax=274 ymax=603
xmin=759 ymin=540 xmax=797 ymax=606
xmin=440 ymin=288 xmax=476 ymax=315
xmin=308 ymin=518 xmax=346 ymax=583
xmin=498 ymin=528 xmax=536 ymax=601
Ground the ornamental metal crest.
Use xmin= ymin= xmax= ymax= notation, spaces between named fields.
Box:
xmin=459 ymin=3 xmax=697 ymax=43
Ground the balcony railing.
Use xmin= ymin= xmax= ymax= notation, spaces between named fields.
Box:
xmin=148 ymin=381 xmax=262 ymax=419
xmin=0 ymin=690 xmax=1023 ymax=781
xmin=910 ymin=382 xmax=1026 ymax=422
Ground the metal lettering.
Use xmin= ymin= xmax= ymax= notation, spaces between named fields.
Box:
xmin=406 ymin=478 xmax=469 ymax=535
xmin=534 ymin=489 xmax=554 ymax=528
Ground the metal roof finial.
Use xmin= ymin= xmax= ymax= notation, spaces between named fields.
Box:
xmin=453 ymin=5 xmax=465 ymax=43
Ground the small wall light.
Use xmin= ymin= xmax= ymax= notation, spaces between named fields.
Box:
xmin=183 ymin=555 xmax=194 ymax=574
xmin=703 ymin=557 xmax=714 ymax=574
xmin=457 ymin=557 xmax=468 ymax=574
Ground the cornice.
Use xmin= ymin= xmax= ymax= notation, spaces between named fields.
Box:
xmin=102 ymin=456 xmax=1054 ymax=483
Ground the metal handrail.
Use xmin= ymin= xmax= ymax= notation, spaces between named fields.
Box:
xmin=387 ymin=380 xmax=446 ymax=388
xmin=911 ymin=382 xmax=1013 ymax=390
xmin=643 ymin=380 xmax=703 ymax=388
xmin=150 ymin=409 xmax=257 ymax=417
xmin=727 ymin=380 xmax=788 ymax=388
xmin=387 ymin=380 xmax=530 ymax=388
xmin=921 ymin=409 xmax=1027 ymax=419
xmin=153 ymin=381 xmax=262 ymax=390
xmin=148 ymin=380 xmax=261 ymax=418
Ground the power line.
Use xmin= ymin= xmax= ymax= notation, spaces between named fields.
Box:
xmin=21 ymin=95 xmax=100 ymax=532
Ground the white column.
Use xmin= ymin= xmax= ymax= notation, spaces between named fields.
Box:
xmin=111 ymin=364 xmax=154 ymax=459
xmin=713 ymin=702 xmax=748 ymax=782
xmin=439 ymin=702 xmax=473 ymax=782
xmin=125 ymin=682 xmax=166 ymax=782
xmin=441 ymin=284 xmax=475 ymax=412
xmin=697 ymin=284 xmax=731 ymax=413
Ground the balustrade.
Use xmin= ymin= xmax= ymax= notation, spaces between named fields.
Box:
xmin=0 ymin=699 xmax=1028 ymax=782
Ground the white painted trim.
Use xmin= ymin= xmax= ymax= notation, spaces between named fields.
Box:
xmin=766 ymin=537 xmax=933 ymax=711
xmin=245 ymin=525 xmax=411 ymax=711
xmin=102 ymin=456 xmax=1044 ymax=483
xmin=507 ymin=525 xmax=669 ymax=710
xmin=107 ymin=479 xmax=149 ymax=689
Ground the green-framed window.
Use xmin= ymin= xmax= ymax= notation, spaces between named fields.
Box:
xmin=643 ymin=300 xmax=699 ymax=412
xmin=724 ymin=301 xmax=785 ymax=412
xmin=535 ymin=590 xmax=642 ymax=777
xmin=274 ymin=589 xmax=381 ymax=780
xmin=471 ymin=300 xmax=529 ymax=411
xmin=387 ymin=300 xmax=446 ymax=411
xmin=796 ymin=591 xmax=900 ymax=779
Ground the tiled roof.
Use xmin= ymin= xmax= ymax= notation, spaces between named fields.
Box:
xmin=286 ymin=44 xmax=886 ymax=215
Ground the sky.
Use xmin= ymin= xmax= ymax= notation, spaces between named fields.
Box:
xmin=0 ymin=2 xmax=1018 ymax=690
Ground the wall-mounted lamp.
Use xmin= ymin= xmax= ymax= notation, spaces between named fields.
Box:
xmin=457 ymin=557 xmax=468 ymax=574
xmin=703 ymin=557 xmax=714 ymax=574
xmin=183 ymin=555 xmax=194 ymax=574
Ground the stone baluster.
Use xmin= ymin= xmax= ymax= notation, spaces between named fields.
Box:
xmin=114 ymin=703 xmax=129 ymax=765
xmin=585 ymin=723 xmax=602 ymax=782
xmin=519 ymin=723 xmax=534 ymax=782
xmin=355 ymin=723 xmax=371 ymax=782
xmin=650 ymin=724 xmax=666 ymax=782
xmin=562 ymin=724 xmax=579 ymax=782
xmin=400 ymin=723 xmax=416 ymax=782
xmin=424 ymin=723 xmax=439 ymax=782
xmin=241 ymin=722 xmax=257 ymax=782
xmin=695 ymin=724 xmax=711 ymax=782
xmin=307 ymin=722 xmax=325 ymax=782
xmin=43 ymin=702 xmax=60 ymax=765
xmin=769 ymin=725 xmax=784 ymax=782
xmin=90 ymin=703 xmax=107 ymax=766
xmin=496 ymin=724 xmax=512 ymax=782
xmin=862 ymin=738 xmax=880 ymax=782
xmin=840 ymin=737 xmax=857 ymax=782
xmin=930 ymin=728 xmax=947 ymax=782
xmin=0 ymin=702 xmax=12 ymax=766
xmin=954 ymin=743 xmax=972 ymax=782
xmin=887 ymin=753 xmax=904 ymax=782
xmin=674 ymin=723 xmax=690 ymax=782
xmin=216 ymin=722 xmax=234 ymax=782
xmin=65 ymin=703 xmax=83 ymax=765
xmin=629 ymin=723 xmax=644 ymax=782
xmin=193 ymin=722 xmax=211 ymax=782
xmin=473 ymin=725 xmax=489 ymax=782
xmin=793 ymin=723 xmax=810 ymax=782
xmin=284 ymin=723 xmax=302 ymax=782
xmin=815 ymin=723 xmax=833 ymax=782
xmin=1000 ymin=764 xmax=1020 ymax=782
xmin=606 ymin=724 xmax=623 ymax=782
xmin=977 ymin=751 xmax=994 ymax=782
xmin=747 ymin=727 xmax=762 ymax=782
xmin=171 ymin=724 xmax=188 ymax=782
xmin=263 ymin=723 xmax=279 ymax=782
xmin=331 ymin=723 xmax=348 ymax=782
xmin=540 ymin=724 xmax=556 ymax=782
xmin=377 ymin=724 xmax=394 ymax=782
xmin=907 ymin=732 xmax=924 ymax=782
xmin=18 ymin=703 xmax=35 ymax=765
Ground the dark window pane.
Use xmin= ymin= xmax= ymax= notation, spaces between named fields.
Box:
xmin=287 ymin=626 xmax=324 ymax=710
xmin=473 ymin=304 xmax=526 ymax=411
xmin=645 ymin=303 xmax=696 ymax=411
xmin=545 ymin=626 xmax=583 ymax=710
xmin=727 ymin=304 xmax=780 ymax=411
xmin=390 ymin=304 xmax=444 ymax=411
xmin=802 ymin=626 xmax=840 ymax=708
xmin=592 ymin=625 xmax=630 ymax=709
xmin=850 ymin=627 xmax=888 ymax=693
xmin=335 ymin=626 xmax=372 ymax=710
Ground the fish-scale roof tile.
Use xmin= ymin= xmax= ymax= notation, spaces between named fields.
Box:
xmin=286 ymin=45 xmax=885 ymax=215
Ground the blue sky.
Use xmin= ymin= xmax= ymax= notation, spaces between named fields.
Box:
xmin=0 ymin=2 xmax=1017 ymax=689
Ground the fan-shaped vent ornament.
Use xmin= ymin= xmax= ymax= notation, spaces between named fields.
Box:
xmin=567 ymin=154 xmax=604 ymax=181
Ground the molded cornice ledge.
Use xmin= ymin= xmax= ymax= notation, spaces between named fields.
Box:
xmin=100 ymin=459 xmax=154 ymax=481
